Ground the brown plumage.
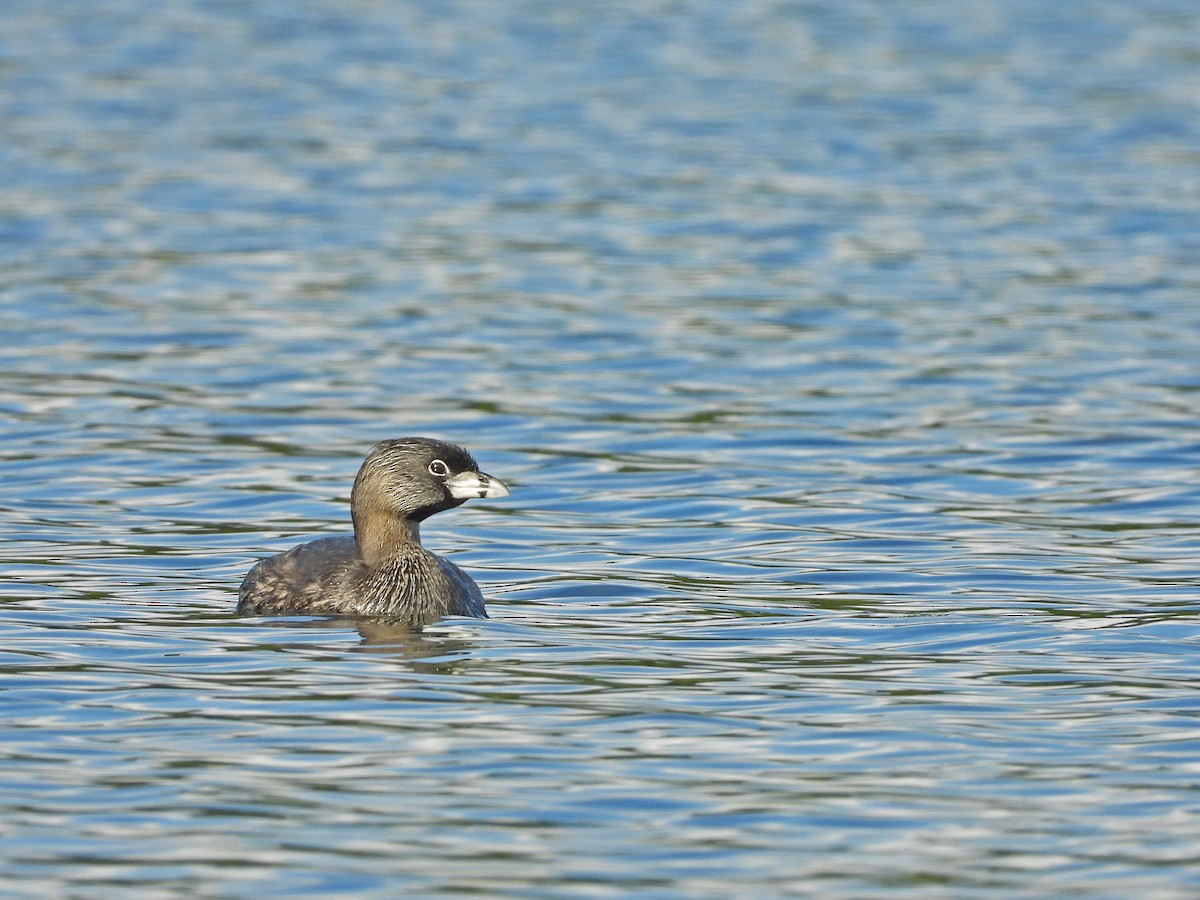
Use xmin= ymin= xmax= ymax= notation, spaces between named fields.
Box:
xmin=238 ymin=438 xmax=509 ymax=626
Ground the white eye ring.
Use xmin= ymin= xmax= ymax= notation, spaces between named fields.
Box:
xmin=428 ymin=459 xmax=450 ymax=477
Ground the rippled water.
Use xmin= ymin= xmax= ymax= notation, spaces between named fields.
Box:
xmin=3 ymin=0 xmax=1200 ymax=895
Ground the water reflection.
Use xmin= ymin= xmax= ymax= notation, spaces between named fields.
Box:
xmin=299 ymin=616 xmax=478 ymax=667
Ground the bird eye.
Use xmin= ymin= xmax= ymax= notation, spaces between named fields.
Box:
xmin=428 ymin=459 xmax=450 ymax=477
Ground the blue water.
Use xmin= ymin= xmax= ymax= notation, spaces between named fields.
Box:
xmin=3 ymin=0 xmax=1200 ymax=895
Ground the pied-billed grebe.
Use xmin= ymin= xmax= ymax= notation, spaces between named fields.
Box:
xmin=238 ymin=437 xmax=509 ymax=625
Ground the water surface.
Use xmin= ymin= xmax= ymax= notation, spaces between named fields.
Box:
xmin=2 ymin=0 xmax=1200 ymax=895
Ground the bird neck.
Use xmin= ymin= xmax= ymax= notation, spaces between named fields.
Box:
xmin=353 ymin=506 xmax=422 ymax=568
